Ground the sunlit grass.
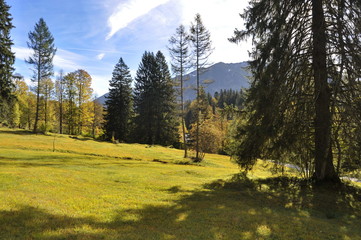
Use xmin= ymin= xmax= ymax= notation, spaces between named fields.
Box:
xmin=0 ymin=128 xmax=360 ymax=239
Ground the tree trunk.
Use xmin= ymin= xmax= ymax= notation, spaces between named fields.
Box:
xmin=312 ymin=0 xmax=339 ymax=182
xmin=195 ymin=33 xmax=200 ymax=162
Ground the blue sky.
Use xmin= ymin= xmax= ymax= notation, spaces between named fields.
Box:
xmin=8 ymin=0 xmax=251 ymax=96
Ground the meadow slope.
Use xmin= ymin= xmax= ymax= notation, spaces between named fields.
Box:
xmin=0 ymin=128 xmax=360 ymax=240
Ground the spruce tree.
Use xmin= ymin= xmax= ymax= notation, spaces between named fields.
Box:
xmin=155 ymin=51 xmax=178 ymax=145
xmin=168 ymin=25 xmax=191 ymax=158
xmin=26 ymin=18 xmax=56 ymax=132
xmin=189 ymin=13 xmax=213 ymax=162
xmin=0 ymin=0 xmax=15 ymax=122
xmin=133 ymin=51 xmax=178 ymax=146
xmin=104 ymin=58 xmax=133 ymax=142
xmin=230 ymin=0 xmax=361 ymax=182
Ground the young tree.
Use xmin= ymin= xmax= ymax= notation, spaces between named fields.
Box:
xmin=168 ymin=25 xmax=191 ymax=158
xmin=133 ymin=51 xmax=178 ymax=146
xmin=0 ymin=0 xmax=15 ymax=122
xmin=104 ymin=58 xmax=133 ymax=142
xmin=189 ymin=13 xmax=213 ymax=162
xmin=26 ymin=18 xmax=56 ymax=132
xmin=230 ymin=0 xmax=361 ymax=182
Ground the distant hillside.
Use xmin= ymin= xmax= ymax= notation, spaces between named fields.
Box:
xmin=182 ymin=61 xmax=250 ymax=100
xmin=96 ymin=61 xmax=250 ymax=105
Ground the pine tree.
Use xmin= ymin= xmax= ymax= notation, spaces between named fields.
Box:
xmin=26 ymin=18 xmax=56 ymax=132
xmin=0 ymin=0 xmax=15 ymax=122
xmin=189 ymin=13 xmax=213 ymax=162
xmin=104 ymin=58 xmax=133 ymax=142
xmin=230 ymin=0 xmax=361 ymax=182
xmin=168 ymin=25 xmax=191 ymax=158
xmin=133 ymin=51 xmax=178 ymax=146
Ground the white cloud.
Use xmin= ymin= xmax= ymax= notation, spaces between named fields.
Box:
xmin=54 ymin=49 xmax=84 ymax=71
xmin=97 ymin=53 xmax=105 ymax=60
xmin=12 ymin=46 xmax=33 ymax=60
xmin=90 ymin=74 xmax=111 ymax=96
xmin=13 ymin=46 xmax=85 ymax=72
xmin=177 ymin=0 xmax=251 ymax=63
xmin=106 ymin=0 xmax=170 ymax=40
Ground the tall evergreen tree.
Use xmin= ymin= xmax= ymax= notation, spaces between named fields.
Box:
xmin=155 ymin=51 xmax=178 ymax=145
xmin=189 ymin=13 xmax=213 ymax=162
xmin=104 ymin=58 xmax=133 ymax=142
xmin=133 ymin=51 xmax=178 ymax=146
xmin=168 ymin=25 xmax=191 ymax=158
xmin=0 ymin=0 xmax=15 ymax=122
xmin=230 ymin=0 xmax=361 ymax=182
xmin=26 ymin=18 xmax=56 ymax=132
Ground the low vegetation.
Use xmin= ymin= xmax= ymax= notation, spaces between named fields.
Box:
xmin=0 ymin=128 xmax=360 ymax=239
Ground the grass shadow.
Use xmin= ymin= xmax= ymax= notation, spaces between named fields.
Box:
xmin=1 ymin=175 xmax=360 ymax=239
xmin=0 ymin=129 xmax=34 ymax=135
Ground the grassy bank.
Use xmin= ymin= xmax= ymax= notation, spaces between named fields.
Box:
xmin=0 ymin=128 xmax=360 ymax=239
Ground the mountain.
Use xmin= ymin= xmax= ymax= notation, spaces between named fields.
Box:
xmin=182 ymin=61 xmax=250 ymax=100
xmin=96 ymin=61 xmax=250 ymax=105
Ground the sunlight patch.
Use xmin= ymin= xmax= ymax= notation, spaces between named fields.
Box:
xmin=256 ymin=225 xmax=271 ymax=237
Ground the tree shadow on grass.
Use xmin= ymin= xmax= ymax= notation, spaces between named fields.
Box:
xmin=0 ymin=129 xmax=34 ymax=135
xmin=1 ymin=174 xmax=361 ymax=239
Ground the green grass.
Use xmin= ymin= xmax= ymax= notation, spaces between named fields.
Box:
xmin=0 ymin=128 xmax=360 ymax=240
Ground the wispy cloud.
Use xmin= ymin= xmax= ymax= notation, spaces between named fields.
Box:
xmin=12 ymin=46 xmax=32 ymax=61
xmin=54 ymin=49 xmax=84 ymax=71
xmin=106 ymin=0 xmax=170 ymax=40
xmin=96 ymin=53 xmax=105 ymax=60
xmin=13 ymin=46 xmax=85 ymax=72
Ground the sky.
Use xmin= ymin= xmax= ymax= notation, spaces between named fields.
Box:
xmin=8 ymin=0 xmax=252 ymax=96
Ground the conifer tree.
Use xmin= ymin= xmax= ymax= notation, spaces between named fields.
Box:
xmin=133 ymin=51 xmax=178 ymax=146
xmin=189 ymin=13 xmax=213 ymax=162
xmin=104 ymin=58 xmax=133 ymax=142
xmin=26 ymin=18 xmax=56 ymax=132
xmin=168 ymin=25 xmax=191 ymax=158
xmin=0 ymin=0 xmax=15 ymax=122
xmin=230 ymin=0 xmax=361 ymax=182
xmin=155 ymin=51 xmax=178 ymax=145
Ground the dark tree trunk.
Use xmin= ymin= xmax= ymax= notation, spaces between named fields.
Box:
xmin=312 ymin=0 xmax=339 ymax=182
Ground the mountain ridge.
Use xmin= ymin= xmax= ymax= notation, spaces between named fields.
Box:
xmin=96 ymin=61 xmax=250 ymax=105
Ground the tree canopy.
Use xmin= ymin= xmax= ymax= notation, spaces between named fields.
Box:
xmin=230 ymin=0 xmax=361 ymax=182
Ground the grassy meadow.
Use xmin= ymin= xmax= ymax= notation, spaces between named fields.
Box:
xmin=0 ymin=128 xmax=360 ymax=240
